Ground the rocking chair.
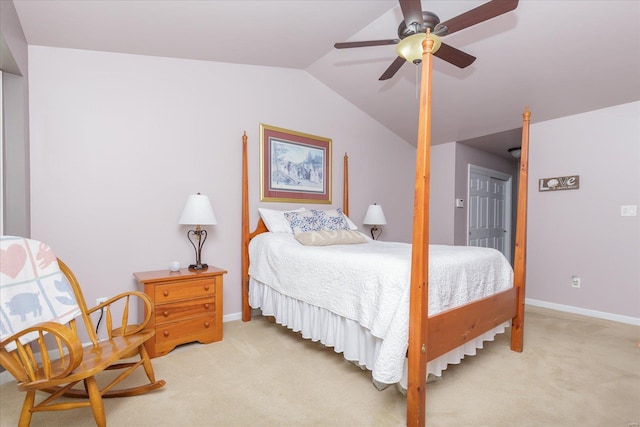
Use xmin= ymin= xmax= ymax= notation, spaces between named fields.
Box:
xmin=0 ymin=236 xmax=166 ymax=426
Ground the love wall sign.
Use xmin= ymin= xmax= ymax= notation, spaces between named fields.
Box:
xmin=539 ymin=175 xmax=580 ymax=192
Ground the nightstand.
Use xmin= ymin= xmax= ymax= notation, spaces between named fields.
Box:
xmin=134 ymin=266 xmax=226 ymax=358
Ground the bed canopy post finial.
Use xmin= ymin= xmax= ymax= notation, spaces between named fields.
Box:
xmin=511 ymin=107 xmax=531 ymax=351
xmin=242 ymin=131 xmax=251 ymax=321
xmin=406 ymin=29 xmax=436 ymax=427
xmin=343 ymin=152 xmax=349 ymax=217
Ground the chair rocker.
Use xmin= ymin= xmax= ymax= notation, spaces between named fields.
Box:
xmin=0 ymin=236 xmax=166 ymax=426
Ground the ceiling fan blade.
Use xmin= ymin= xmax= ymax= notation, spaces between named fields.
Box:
xmin=379 ymin=56 xmax=406 ymax=81
xmin=334 ymin=39 xmax=400 ymax=49
xmin=437 ymin=0 xmax=518 ymax=36
xmin=434 ymin=43 xmax=476 ymax=68
xmin=399 ymin=0 xmax=424 ymax=27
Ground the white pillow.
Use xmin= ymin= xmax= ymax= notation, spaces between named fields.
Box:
xmin=258 ymin=207 xmax=305 ymax=233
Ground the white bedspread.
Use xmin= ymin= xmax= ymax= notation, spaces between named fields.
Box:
xmin=248 ymin=233 xmax=513 ymax=385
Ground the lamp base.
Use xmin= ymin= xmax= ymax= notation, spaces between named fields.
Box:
xmin=370 ymin=226 xmax=382 ymax=240
xmin=188 ymin=263 xmax=208 ymax=270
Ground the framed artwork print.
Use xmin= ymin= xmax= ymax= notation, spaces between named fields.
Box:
xmin=260 ymin=124 xmax=332 ymax=203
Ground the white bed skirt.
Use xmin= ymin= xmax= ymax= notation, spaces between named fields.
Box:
xmin=249 ymin=278 xmax=509 ymax=390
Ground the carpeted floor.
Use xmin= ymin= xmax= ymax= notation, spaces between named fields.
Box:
xmin=0 ymin=305 xmax=638 ymax=426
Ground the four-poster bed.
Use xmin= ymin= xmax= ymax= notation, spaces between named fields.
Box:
xmin=241 ymin=32 xmax=529 ymax=426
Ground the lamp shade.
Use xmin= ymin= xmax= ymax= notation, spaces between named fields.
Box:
xmin=396 ymin=32 xmax=441 ymax=64
xmin=363 ymin=204 xmax=387 ymax=226
xmin=179 ymin=193 xmax=217 ymax=225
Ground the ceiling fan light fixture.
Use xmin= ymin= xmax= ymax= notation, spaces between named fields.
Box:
xmin=396 ymin=33 xmax=441 ymax=64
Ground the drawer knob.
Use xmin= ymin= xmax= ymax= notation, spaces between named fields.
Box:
xmin=163 ymin=310 xmax=169 ymax=317
xmin=204 ymin=303 xmax=210 ymax=309
xmin=163 ymin=291 xmax=169 ymax=297
xmin=163 ymin=330 xmax=169 ymax=337
xmin=204 ymin=285 xmax=210 ymax=291
xmin=204 ymin=321 xmax=210 ymax=328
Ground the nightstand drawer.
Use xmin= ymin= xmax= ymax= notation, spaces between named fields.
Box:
xmin=155 ymin=297 xmax=215 ymax=324
xmin=134 ymin=266 xmax=226 ymax=358
xmin=154 ymin=278 xmax=214 ymax=303
xmin=154 ymin=315 xmax=218 ymax=354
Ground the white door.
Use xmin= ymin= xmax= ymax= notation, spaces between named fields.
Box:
xmin=468 ymin=165 xmax=512 ymax=262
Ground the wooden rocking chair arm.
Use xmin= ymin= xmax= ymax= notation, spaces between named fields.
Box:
xmin=0 ymin=321 xmax=84 ymax=383
xmin=86 ymin=291 xmax=155 ymax=334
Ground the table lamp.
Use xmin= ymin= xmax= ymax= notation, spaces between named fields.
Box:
xmin=363 ymin=203 xmax=387 ymax=240
xmin=179 ymin=193 xmax=217 ymax=270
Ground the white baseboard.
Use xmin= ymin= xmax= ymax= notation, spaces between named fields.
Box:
xmin=526 ymin=298 xmax=640 ymax=326
xmin=223 ymin=312 xmax=243 ymax=322
xmin=223 ymin=310 xmax=262 ymax=322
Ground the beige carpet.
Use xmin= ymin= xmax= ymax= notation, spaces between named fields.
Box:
xmin=1 ymin=306 xmax=638 ymax=427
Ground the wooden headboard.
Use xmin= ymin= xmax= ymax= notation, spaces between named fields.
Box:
xmin=240 ymin=133 xmax=350 ymax=321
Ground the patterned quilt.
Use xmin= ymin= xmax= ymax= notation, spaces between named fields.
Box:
xmin=1 ymin=236 xmax=81 ymax=348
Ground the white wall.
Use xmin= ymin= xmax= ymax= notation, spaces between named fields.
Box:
xmin=426 ymin=103 xmax=639 ymax=321
xmin=27 ymin=46 xmax=416 ymax=320
xmin=527 ymin=101 xmax=640 ymax=319
xmin=429 ymin=142 xmax=456 ymax=244
xmin=25 ymin=46 xmax=640 ymax=324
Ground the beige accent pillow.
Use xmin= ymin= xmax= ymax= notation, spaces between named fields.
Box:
xmin=294 ymin=230 xmax=368 ymax=246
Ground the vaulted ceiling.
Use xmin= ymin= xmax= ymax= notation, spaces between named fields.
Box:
xmin=11 ymin=0 xmax=640 ymax=158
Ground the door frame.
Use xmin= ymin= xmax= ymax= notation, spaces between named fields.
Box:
xmin=467 ymin=164 xmax=513 ymax=262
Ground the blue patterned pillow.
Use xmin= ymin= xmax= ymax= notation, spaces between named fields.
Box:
xmin=312 ymin=208 xmax=350 ymax=231
xmin=284 ymin=210 xmax=321 ymax=234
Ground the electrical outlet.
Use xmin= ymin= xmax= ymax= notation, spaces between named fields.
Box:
xmin=96 ymin=297 xmax=107 ymax=305
xmin=571 ymin=276 xmax=581 ymax=288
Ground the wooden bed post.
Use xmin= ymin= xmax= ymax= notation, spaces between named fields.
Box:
xmin=406 ymin=31 xmax=436 ymax=427
xmin=511 ymin=107 xmax=531 ymax=351
xmin=241 ymin=131 xmax=251 ymax=322
xmin=343 ymin=153 xmax=349 ymax=216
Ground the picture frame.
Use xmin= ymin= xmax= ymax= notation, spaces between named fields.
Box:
xmin=260 ymin=124 xmax=332 ymax=203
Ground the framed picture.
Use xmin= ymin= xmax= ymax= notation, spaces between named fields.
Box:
xmin=260 ymin=124 xmax=332 ymax=203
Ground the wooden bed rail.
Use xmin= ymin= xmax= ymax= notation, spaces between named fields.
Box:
xmin=426 ymin=287 xmax=518 ymax=361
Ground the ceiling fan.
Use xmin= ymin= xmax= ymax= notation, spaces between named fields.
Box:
xmin=334 ymin=0 xmax=519 ymax=80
